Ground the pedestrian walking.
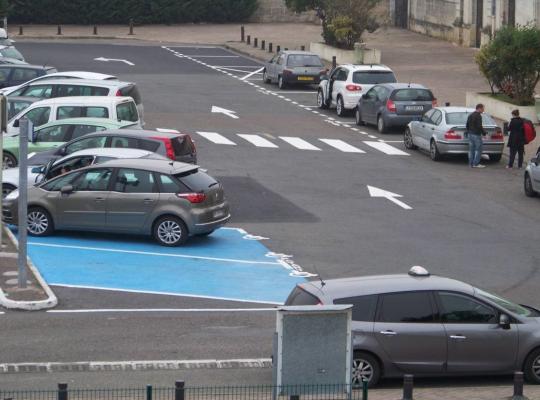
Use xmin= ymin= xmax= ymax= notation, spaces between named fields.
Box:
xmin=466 ymin=103 xmax=488 ymax=168
xmin=506 ymin=109 xmax=525 ymax=169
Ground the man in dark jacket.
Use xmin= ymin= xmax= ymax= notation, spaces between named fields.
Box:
xmin=466 ymin=103 xmax=488 ymax=168
xmin=506 ymin=109 xmax=525 ymax=169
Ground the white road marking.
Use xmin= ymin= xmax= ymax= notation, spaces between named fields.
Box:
xmin=196 ymin=131 xmax=237 ymax=145
xmin=240 ymin=67 xmax=264 ymax=80
xmin=319 ymin=139 xmax=366 ymax=153
xmin=212 ymin=65 xmax=262 ymax=68
xmin=364 ymin=141 xmax=409 ymax=155
xmin=189 ymin=55 xmax=240 ymax=58
xmin=237 ymin=134 xmax=278 ymax=148
xmin=94 ymin=57 xmax=134 ymax=66
xmin=47 ymin=308 xmax=275 ymax=314
xmin=367 ymin=185 xmax=412 ymax=210
xmin=269 ymin=91 xmax=317 ymax=94
xmin=280 ymin=137 xmax=321 ymax=151
xmin=166 ymin=45 xmax=218 ymax=48
xmin=368 ymin=135 xmax=377 ymax=139
xmin=379 ymin=140 xmax=404 ymax=143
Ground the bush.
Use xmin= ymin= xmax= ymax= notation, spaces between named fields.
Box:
xmin=7 ymin=0 xmax=258 ymax=24
xmin=476 ymin=25 xmax=540 ymax=105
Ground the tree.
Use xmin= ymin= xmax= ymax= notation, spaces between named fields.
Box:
xmin=0 ymin=0 xmax=8 ymax=17
xmin=476 ymin=25 xmax=540 ymax=105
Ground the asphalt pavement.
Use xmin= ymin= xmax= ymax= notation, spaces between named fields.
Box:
xmin=1 ymin=39 xmax=540 ymax=395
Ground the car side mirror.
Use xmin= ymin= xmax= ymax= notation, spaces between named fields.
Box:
xmin=13 ymin=119 xmax=19 ymax=128
xmin=499 ymin=314 xmax=511 ymax=330
xmin=60 ymin=185 xmax=74 ymax=194
xmin=31 ymin=166 xmax=43 ymax=174
xmin=59 ymin=147 xmax=67 ymax=156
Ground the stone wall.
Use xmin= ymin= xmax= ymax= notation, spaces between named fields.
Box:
xmin=250 ymin=0 xmax=318 ymax=23
xmin=408 ymin=0 xmax=461 ymax=43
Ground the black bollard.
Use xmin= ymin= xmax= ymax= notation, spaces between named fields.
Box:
xmin=254 ymin=37 xmax=258 ymax=48
xmin=276 ymin=45 xmax=281 ymax=53
xmin=261 ymin=40 xmax=265 ymax=50
xmin=268 ymin=42 xmax=273 ymax=53
xmin=332 ymin=56 xmax=337 ymax=69
xmin=240 ymin=25 xmax=245 ymax=42
xmin=512 ymin=371 xmax=526 ymax=400
xmin=247 ymin=35 xmax=251 ymax=45
xmin=57 ymin=25 xmax=62 ymax=35
xmin=301 ymin=45 xmax=305 ymax=51
xmin=19 ymin=26 xmax=23 ymax=35
xmin=129 ymin=18 xmax=134 ymax=35
xmin=93 ymin=25 xmax=98 ymax=35
xmin=401 ymin=374 xmax=413 ymax=400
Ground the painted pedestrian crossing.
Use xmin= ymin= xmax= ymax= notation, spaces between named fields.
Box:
xmin=195 ymin=131 xmax=409 ymax=156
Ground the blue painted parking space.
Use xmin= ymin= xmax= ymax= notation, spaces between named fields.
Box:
xmin=14 ymin=227 xmax=308 ymax=304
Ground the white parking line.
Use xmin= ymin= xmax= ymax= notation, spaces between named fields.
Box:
xmin=280 ymin=137 xmax=321 ymax=151
xmin=196 ymin=131 xmax=236 ymax=145
xmin=363 ymin=141 xmax=409 ymax=155
xmin=212 ymin=65 xmax=262 ymax=68
xmin=237 ymin=134 xmax=278 ymax=148
xmin=48 ymin=308 xmax=275 ymax=314
xmin=319 ymin=139 xmax=366 ymax=153
xmin=240 ymin=67 xmax=264 ymax=80
xmin=188 ymin=55 xmax=240 ymax=58
xmin=268 ymin=91 xmax=317 ymax=94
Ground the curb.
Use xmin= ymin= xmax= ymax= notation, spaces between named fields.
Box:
xmin=0 ymin=227 xmax=57 ymax=311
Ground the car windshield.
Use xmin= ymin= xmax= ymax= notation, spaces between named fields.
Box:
xmin=287 ymin=55 xmax=323 ymax=67
xmin=445 ymin=112 xmax=497 ymax=126
xmin=353 ymin=71 xmax=396 ymax=84
xmin=475 ymin=288 xmax=540 ymax=317
xmin=392 ymin=88 xmax=433 ymax=101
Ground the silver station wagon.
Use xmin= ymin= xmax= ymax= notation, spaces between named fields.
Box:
xmin=286 ymin=267 xmax=540 ymax=387
xmin=2 ymin=159 xmax=230 ymax=246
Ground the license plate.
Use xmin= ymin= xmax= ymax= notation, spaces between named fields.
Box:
xmin=405 ymin=106 xmax=424 ymax=111
xmin=297 ymin=76 xmax=314 ymax=81
xmin=213 ymin=210 xmax=225 ymax=219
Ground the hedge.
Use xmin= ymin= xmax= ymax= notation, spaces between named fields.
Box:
xmin=7 ymin=0 xmax=259 ymax=24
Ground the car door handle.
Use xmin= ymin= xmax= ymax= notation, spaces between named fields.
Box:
xmin=94 ymin=197 xmax=105 ymax=202
xmin=143 ymin=199 xmax=154 ymax=204
xmin=379 ymin=330 xmax=397 ymax=336
xmin=450 ymin=335 xmax=467 ymax=340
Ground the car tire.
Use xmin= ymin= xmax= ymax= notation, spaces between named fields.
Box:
xmin=525 ymin=173 xmax=538 ymax=197
xmin=262 ymin=70 xmax=271 ymax=84
xmin=355 ymin=107 xmax=364 ymax=126
xmin=404 ymin=128 xmax=418 ymax=150
xmin=153 ymin=215 xmax=188 ymax=246
xmin=352 ymin=351 xmax=381 ymax=388
xmin=377 ymin=115 xmax=387 ymax=134
xmin=27 ymin=207 xmax=54 ymax=237
xmin=524 ymin=348 xmax=540 ymax=384
xmin=490 ymin=153 xmax=502 ymax=163
xmin=3 ymin=152 xmax=17 ymax=169
xmin=336 ymin=96 xmax=347 ymax=117
xmin=430 ymin=139 xmax=442 ymax=161
xmin=278 ymin=75 xmax=286 ymax=90
xmin=2 ymin=183 xmax=16 ymax=198
xmin=317 ymin=89 xmax=328 ymax=109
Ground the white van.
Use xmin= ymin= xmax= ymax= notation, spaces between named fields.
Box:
xmin=6 ymin=96 xmax=140 ymax=135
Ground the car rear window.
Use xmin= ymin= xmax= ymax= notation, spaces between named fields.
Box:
xmin=118 ymin=85 xmax=142 ymax=105
xmin=352 ymin=71 xmax=397 ymax=84
xmin=176 ymin=170 xmax=217 ymax=192
xmin=445 ymin=112 xmax=497 ymax=126
xmin=172 ymin=136 xmax=194 ymax=156
xmin=287 ymin=55 xmax=323 ymax=67
xmin=137 ymin=139 xmax=160 ymax=152
xmin=334 ymin=295 xmax=378 ymax=321
xmin=285 ymin=286 xmax=320 ymax=305
xmin=116 ymin=101 xmax=138 ymax=122
xmin=391 ymin=88 xmax=434 ymax=101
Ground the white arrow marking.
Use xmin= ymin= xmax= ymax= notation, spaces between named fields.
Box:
xmin=94 ymin=57 xmax=134 ymax=66
xmin=211 ymin=106 xmax=239 ymax=119
xmin=367 ymin=185 xmax=412 ymax=210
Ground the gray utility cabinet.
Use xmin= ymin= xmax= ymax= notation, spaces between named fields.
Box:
xmin=272 ymin=305 xmax=352 ymax=392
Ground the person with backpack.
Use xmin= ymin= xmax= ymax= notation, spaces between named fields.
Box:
xmin=507 ymin=109 xmax=525 ymax=169
xmin=466 ymin=104 xmax=488 ymax=168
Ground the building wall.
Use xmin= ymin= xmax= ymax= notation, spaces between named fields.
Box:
xmin=408 ymin=0 xmax=461 ymax=42
xmin=249 ymin=0 xmax=318 ymax=23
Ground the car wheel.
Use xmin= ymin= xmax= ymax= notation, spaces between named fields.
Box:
xmin=262 ymin=70 xmax=271 ymax=84
xmin=430 ymin=139 xmax=442 ymax=161
xmin=404 ymin=128 xmax=418 ymax=150
xmin=355 ymin=107 xmax=364 ymax=126
xmin=525 ymin=173 xmax=538 ymax=197
xmin=336 ymin=96 xmax=347 ymax=117
xmin=278 ymin=75 xmax=286 ymax=89
xmin=153 ymin=215 xmax=188 ymax=246
xmin=317 ymin=89 xmax=328 ymax=109
xmin=524 ymin=348 xmax=540 ymax=384
xmin=3 ymin=152 xmax=17 ymax=169
xmin=377 ymin=115 xmax=387 ymax=133
xmin=490 ymin=153 xmax=502 ymax=163
xmin=2 ymin=183 xmax=16 ymax=198
xmin=352 ymin=351 xmax=381 ymax=388
xmin=27 ymin=207 xmax=54 ymax=237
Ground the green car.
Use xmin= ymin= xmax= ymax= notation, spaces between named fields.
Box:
xmin=2 ymin=118 xmax=137 ymax=168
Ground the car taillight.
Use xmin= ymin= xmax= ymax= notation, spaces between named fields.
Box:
xmin=150 ymin=136 xmax=175 ymax=159
xmin=320 ymin=69 xmax=328 ymax=76
xmin=115 ymin=89 xmax=122 ymax=96
xmin=444 ymin=129 xmax=462 ymax=140
xmin=491 ymin=128 xmax=504 ymax=140
xmin=432 ymin=99 xmax=438 ymax=107
xmin=176 ymin=193 xmax=206 ymax=203
xmin=282 ymin=69 xmax=293 ymax=76
xmin=345 ymin=84 xmax=362 ymax=91
xmin=386 ymin=99 xmax=396 ymax=112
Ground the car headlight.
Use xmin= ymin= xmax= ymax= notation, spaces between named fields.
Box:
xmin=5 ymin=189 xmax=19 ymax=201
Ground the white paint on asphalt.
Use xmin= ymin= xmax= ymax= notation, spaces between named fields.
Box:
xmin=237 ymin=134 xmax=278 ymax=148
xmin=269 ymin=91 xmax=317 ymax=94
xmin=319 ymin=139 xmax=366 ymax=153
xmin=367 ymin=185 xmax=413 ymax=210
xmin=47 ymin=308 xmax=275 ymax=314
xmin=211 ymin=106 xmax=239 ymax=119
xmin=94 ymin=57 xmax=134 ymax=66
xmin=364 ymin=141 xmax=409 ymax=155
xmin=279 ymin=137 xmax=321 ymax=151
xmin=240 ymin=67 xmax=264 ymax=80
xmin=186 ymin=55 xmax=240 ymax=58
xmin=196 ymin=131 xmax=236 ymax=145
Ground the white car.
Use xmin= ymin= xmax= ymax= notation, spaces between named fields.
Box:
xmin=0 ymin=71 xmax=117 ymax=95
xmin=317 ymin=64 xmax=397 ymax=117
xmin=525 ymin=151 xmax=540 ymax=197
xmin=1 ymin=147 xmax=166 ymax=197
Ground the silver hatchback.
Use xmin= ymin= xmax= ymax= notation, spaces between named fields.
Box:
xmin=286 ymin=267 xmax=540 ymax=387
xmin=2 ymin=159 xmax=230 ymax=246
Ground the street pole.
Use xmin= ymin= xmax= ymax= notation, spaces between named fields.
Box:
xmin=0 ymin=94 xmax=6 ymax=251
xmin=17 ymin=118 xmax=30 ymax=288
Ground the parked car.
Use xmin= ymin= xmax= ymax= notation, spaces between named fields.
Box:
xmin=404 ymin=106 xmax=504 ymax=162
xmin=2 ymin=118 xmax=138 ymax=168
xmin=356 ymin=83 xmax=436 ymax=133
xmin=24 ymin=128 xmax=197 ymax=168
xmin=2 ymin=147 xmax=167 ymax=197
xmin=285 ymin=266 xmax=540 ymax=387
xmin=0 ymin=46 xmax=24 ymax=62
xmin=0 ymin=57 xmax=27 ymax=65
xmin=0 ymin=71 xmax=117 ymax=95
xmin=6 ymin=96 xmax=141 ymax=135
xmin=6 ymin=78 xmax=144 ymax=123
xmin=317 ymin=64 xmax=397 ymax=117
xmin=524 ymin=151 xmax=540 ymax=197
xmin=2 ymin=159 xmax=230 ymax=246
xmin=7 ymin=96 xmax=41 ymax=119
xmin=263 ymin=50 xmax=325 ymax=89
xmin=0 ymin=64 xmax=57 ymax=89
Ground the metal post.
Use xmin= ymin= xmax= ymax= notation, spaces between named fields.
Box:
xmin=362 ymin=380 xmax=368 ymax=400
xmin=276 ymin=45 xmax=281 ymax=53
xmin=2 ymin=17 xmax=6 ymax=30
xmin=246 ymin=35 xmax=251 ymax=45
xmin=19 ymin=26 xmax=23 ymax=35
xmin=401 ymin=374 xmax=413 ymax=400
xmin=175 ymin=381 xmax=185 ymax=400
xmin=0 ymin=94 xmax=5 ymax=251
xmin=129 ymin=18 xmax=134 ymax=35
xmin=269 ymin=43 xmax=273 ymax=53
xmin=146 ymin=385 xmax=152 ymax=400
xmin=93 ymin=25 xmax=98 ymax=35
xmin=240 ymin=25 xmax=245 ymax=42
xmin=512 ymin=371 xmax=525 ymax=400
xmin=17 ymin=118 xmax=30 ymax=289
xmin=261 ymin=40 xmax=265 ymax=51
xmin=57 ymin=383 xmax=68 ymax=400
xmin=254 ymin=38 xmax=258 ymax=48
xmin=332 ymin=56 xmax=337 ymax=69
xmin=301 ymin=45 xmax=305 ymax=51
xmin=57 ymin=25 xmax=62 ymax=35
